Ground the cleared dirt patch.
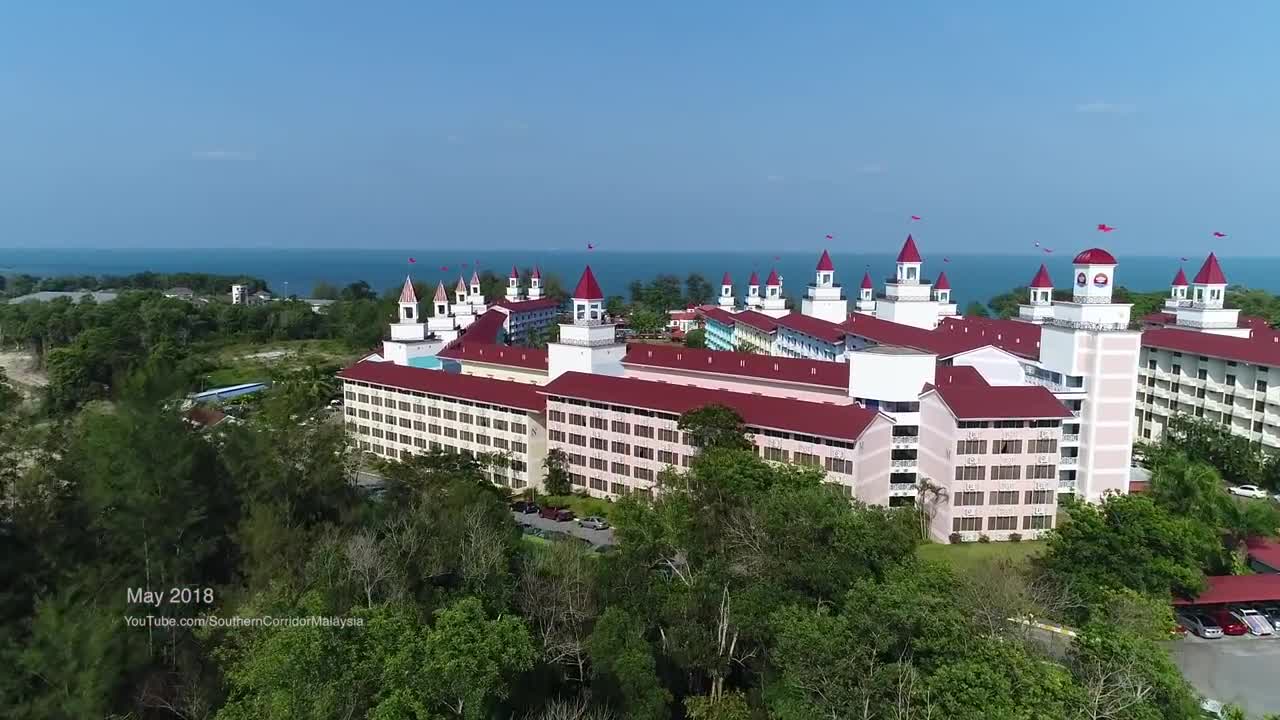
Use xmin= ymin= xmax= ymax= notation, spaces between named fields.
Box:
xmin=0 ymin=351 xmax=48 ymax=388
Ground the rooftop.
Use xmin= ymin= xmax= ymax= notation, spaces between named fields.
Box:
xmin=541 ymin=371 xmax=882 ymax=442
xmin=933 ymin=272 xmax=951 ymax=291
xmin=460 ymin=308 xmax=508 ymax=344
xmin=697 ymin=307 xmax=739 ymax=326
xmin=572 ymin=266 xmax=604 ymax=300
xmin=897 ymin=234 xmax=923 ymax=263
xmin=735 ymin=310 xmax=780 ymax=333
xmin=1029 ymin=264 xmax=1054 ymax=289
xmin=928 ymin=369 xmax=1072 ymax=420
xmin=1192 ymin=252 xmax=1228 ymax=285
xmin=8 ymin=290 xmax=119 ymax=304
xmin=437 ymin=340 xmax=549 ymax=371
xmin=1142 ymin=326 xmax=1280 ymax=367
xmin=1073 ymin=247 xmax=1117 ymax=265
xmin=816 ymin=249 xmax=835 ymax=272
xmin=622 ymin=343 xmax=848 ymax=389
xmin=1173 ymin=574 xmax=1280 ymax=606
xmin=495 ymin=296 xmax=562 ymax=312
xmin=773 ymin=311 xmax=847 ymax=344
xmin=398 ymin=276 xmax=417 ymax=304
xmin=338 ymin=360 xmax=544 ymax=411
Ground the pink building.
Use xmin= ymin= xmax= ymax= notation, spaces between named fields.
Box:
xmin=918 ymin=366 xmax=1073 ymax=542
xmin=541 ymin=371 xmax=892 ymax=502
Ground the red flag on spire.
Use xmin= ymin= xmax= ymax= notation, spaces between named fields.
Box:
xmin=1043 ymin=248 xmax=1054 ymax=254
xmin=587 ymin=243 xmax=594 ymax=250
xmin=1097 ymin=223 xmax=1115 ymax=233
xmin=1212 ymin=231 xmax=1227 ymax=238
xmin=440 ymin=265 xmax=449 ymax=271
xmin=408 ymin=257 xmax=416 ymax=264
xmin=910 ymin=215 xmax=921 ymax=221
xmin=825 ymin=234 xmax=834 ymax=240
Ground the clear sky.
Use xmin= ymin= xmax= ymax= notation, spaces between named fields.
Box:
xmin=2 ymin=1 xmax=1277 ymax=254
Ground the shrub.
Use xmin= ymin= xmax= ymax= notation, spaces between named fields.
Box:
xmin=978 ymin=534 xmax=991 ymax=543
xmin=1008 ymin=532 xmax=1022 ymax=543
xmin=948 ymin=532 xmax=963 ymax=545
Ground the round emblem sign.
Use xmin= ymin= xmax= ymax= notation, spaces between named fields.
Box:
xmin=1076 ymin=272 xmax=1087 ymax=286
xmin=1093 ymin=273 xmax=1109 ymax=288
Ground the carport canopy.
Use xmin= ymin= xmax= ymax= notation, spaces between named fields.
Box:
xmin=1173 ymin=575 xmax=1280 ymax=607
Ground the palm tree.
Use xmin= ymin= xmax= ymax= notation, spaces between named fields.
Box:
xmin=915 ymin=476 xmax=949 ymax=541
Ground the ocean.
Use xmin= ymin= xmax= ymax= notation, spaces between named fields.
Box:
xmin=3 ymin=247 xmax=1279 ymax=307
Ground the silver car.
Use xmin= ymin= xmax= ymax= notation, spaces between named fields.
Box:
xmin=577 ymin=516 xmax=610 ymax=530
xmin=1179 ymin=613 xmax=1224 ymax=639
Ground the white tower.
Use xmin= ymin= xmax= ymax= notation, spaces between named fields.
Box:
xmin=548 ymin=266 xmax=626 ymax=379
xmin=875 ymin=235 xmax=939 ymax=329
xmin=1175 ymin=253 xmax=1246 ymax=337
xmin=932 ymin=271 xmax=957 ymax=318
xmin=451 ymin=277 xmax=475 ymax=328
xmin=760 ymin=269 xmax=788 ymax=318
xmin=383 ymin=276 xmax=445 ymax=365
xmin=718 ymin=272 xmax=735 ymax=309
xmin=427 ymin=281 xmax=460 ymax=342
xmin=745 ymin=271 xmax=762 ymax=310
xmin=1018 ymin=264 xmax=1056 ymax=323
xmin=854 ymin=271 xmax=876 ymax=314
xmin=528 ymin=266 xmax=544 ymax=300
xmin=1164 ymin=267 xmax=1189 ymax=310
xmin=468 ymin=271 xmax=487 ymax=314
xmin=1039 ymin=247 xmax=1138 ymax=502
xmin=506 ymin=265 xmax=522 ymax=302
xmin=231 ymin=284 xmax=247 ymax=305
xmin=801 ymin=250 xmax=847 ymax=323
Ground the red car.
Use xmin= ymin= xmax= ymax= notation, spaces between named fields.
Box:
xmin=538 ymin=506 xmax=575 ymax=522
xmin=1211 ymin=610 xmax=1247 ymax=636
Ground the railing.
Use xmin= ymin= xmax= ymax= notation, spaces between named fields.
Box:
xmin=1068 ymin=295 xmax=1116 ymax=305
xmin=891 ymin=459 xmax=917 ymax=468
xmin=1062 ymin=433 xmax=1080 ymax=443
xmin=889 ymin=483 xmax=917 ymax=495
xmin=891 ymin=436 xmax=919 ymax=447
xmin=1059 ymin=456 xmax=1078 ymax=467
xmin=1045 ymin=317 xmax=1129 ymax=331
xmin=1070 ymin=408 xmax=1081 ymax=417
xmin=1178 ymin=317 xmax=1238 ymax=328
xmin=1058 ymin=479 xmax=1077 ymax=490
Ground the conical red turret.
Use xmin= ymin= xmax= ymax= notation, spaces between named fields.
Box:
xmin=572 ymin=266 xmax=604 ymax=300
xmin=1029 ymin=264 xmax=1054 ymax=289
xmin=398 ymin=275 xmax=417 ymax=304
xmin=1192 ymin=253 xmax=1227 ymax=285
xmin=897 ymin=234 xmax=923 ymax=263
xmin=816 ymin=249 xmax=835 ymax=272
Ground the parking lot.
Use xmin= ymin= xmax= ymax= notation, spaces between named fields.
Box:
xmin=1174 ymin=634 xmax=1280 ymax=715
xmin=511 ymin=509 xmax=616 ymax=547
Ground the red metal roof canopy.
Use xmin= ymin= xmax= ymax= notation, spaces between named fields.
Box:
xmin=1173 ymin=574 xmax=1280 ymax=606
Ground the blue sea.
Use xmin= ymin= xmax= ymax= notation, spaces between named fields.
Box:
xmin=3 ymin=247 xmax=1279 ymax=306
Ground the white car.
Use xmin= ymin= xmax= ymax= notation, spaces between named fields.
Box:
xmin=1229 ymin=485 xmax=1268 ymax=499
xmin=1231 ymin=607 xmax=1274 ymax=636
xmin=577 ymin=516 xmax=610 ymax=531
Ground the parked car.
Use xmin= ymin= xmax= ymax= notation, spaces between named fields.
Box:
xmin=1210 ymin=610 xmax=1247 ymax=636
xmin=510 ymin=500 xmax=540 ymax=514
xmin=1256 ymin=605 xmax=1280 ymax=628
xmin=1230 ymin=607 xmax=1274 ymax=635
xmin=1178 ymin=613 xmax=1224 ymax=639
xmin=539 ymin=505 xmax=575 ymax=522
xmin=577 ymin=516 xmax=610 ymax=530
xmin=1229 ymin=484 xmax=1268 ymax=499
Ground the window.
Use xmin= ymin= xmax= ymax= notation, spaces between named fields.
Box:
xmin=443 ymin=427 xmax=457 ymax=439
xmin=953 ymin=517 xmax=982 ymax=532
xmin=398 ymin=401 xmax=411 ymax=411
xmin=570 ymin=472 xmax=586 ymax=486
xmin=548 ymin=410 xmax=565 ymax=423
xmin=957 ymin=421 xmax=990 ymax=429
xmin=413 ymin=404 xmax=425 ymax=414
xmin=492 ymin=419 xmax=508 ymax=431
xmin=428 ymin=406 xmax=441 ymax=418
xmin=590 ymin=437 xmax=608 ymax=451
xmin=762 ymin=446 xmax=789 ymax=462
xmin=633 ymin=467 xmax=655 ymax=481
xmin=611 ymin=420 xmax=631 ymax=434
xmin=1030 ymin=420 xmax=1061 ymax=428
xmin=590 ymin=417 xmax=608 ymax=430
xmin=370 ymin=412 xmax=383 ymax=423
xmin=1198 ymin=368 xmax=1208 ymax=380
xmin=1023 ymin=515 xmax=1053 ymax=530
xmin=657 ymin=428 xmax=679 ymax=443
xmin=1227 ymin=374 xmax=1236 ymax=387
xmin=548 ymin=430 xmax=565 ymax=443
xmin=357 ymin=393 xmax=370 ymax=403
xmin=987 ymin=516 xmax=1018 ymax=531
xmin=474 ymin=435 xmax=490 ymax=446
xmin=1029 ymin=439 xmax=1057 ymax=453
xmin=370 ymin=396 xmax=382 ymax=407
xmin=459 ymin=431 xmax=473 ymax=443
xmin=825 ymin=457 xmax=853 ymax=474
xmin=792 ymin=452 xmax=821 ymax=468
xmin=992 ymin=439 xmax=1023 ymax=454
xmin=399 ymin=417 xmax=412 ymax=428
xmin=1024 ymin=489 xmax=1054 ymax=504
xmin=493 ymin=437 xmax=510 ymax=450
xmin=657 ymin=450 xmax=678 ymax=465
xmin=953 ymin=491 xmax=984 ymax=506
xmin=569 ymin=413 xmax=587 ymax=426
xmin=1172 ymin=364 xmax=1181 ymax=375
xmin=989 ymin=490 xmax=1019 ymax=505
xmin=413 ymin=420 xmax=426 ymax=431
xmin=358 ymin=409 xmax=370 ymax=420
xmin=634 ymin=425 xmax=655 ymax=439
xmin=955 ymin=466 xmax=987 ymax=481
xmin=474 ymin=416 xmax=490 ymax=428
xmin=956 ymin=440 xmax=987 ymax=454
xmin=609 ymin=481 xmax=629 ymax=494
xmin=633 ymin=446 xmax=654 ymax=460
xmin=1146 ymin=359 xmax=1156 ymax=370
xmin=1025 ymin=464 xmax=1056 ymax=479
xmin=991 ymin=465 xmax=1021 ymax=480
xmin=611 ymin=440 xmax=631 ymax=455
xmin=568 ymin=433 xmax=587 ymax=446
xmin=993 ymin=420 xmax=1024 ymax=429
xmin=511 ymin=423 xmax=526 ymax=435
xmin=568 ymin=453 xmax=586 ymax=466
xmin=1259 ymin=380 xmax=1269 ymax=392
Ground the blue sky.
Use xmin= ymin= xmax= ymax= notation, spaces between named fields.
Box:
xmin=1 ymin=1 xmax=1277 ymax=254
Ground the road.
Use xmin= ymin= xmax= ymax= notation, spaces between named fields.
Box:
xmin=511 ymin=509 xmax=616 ymax=547
xmin=1174 ymin=634 xmax=1280 ymax=715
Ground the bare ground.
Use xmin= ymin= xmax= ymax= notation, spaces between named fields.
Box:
xmin=0 ymin=351 xmax=48 ymax=388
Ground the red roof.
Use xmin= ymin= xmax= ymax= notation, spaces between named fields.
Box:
xmin=774 ymin=311 xmax=847 ymax=344
xmin=433 ymin=281 xmax=448 ymax=303
xmin=897 ymin=234 xmax=923 ymax=263
xmin=1073 ymin=248 xmax=1117 ymax=265
xmin=1247 ymin=537 xmax=1280 ymax=571
xmin=470 ymin=270 xmax=481 ymax=284
xmin=748 ymin=271 xmax=760 ymax=285
xmin=541 ymin=372 xmax=880 ymax=442
xmin=572 ymin=266 xmax=604 ymax=300
xmin=1142 ymin=326 xmax=1280 ymax=367
xmin=816 ymin=249 xmax=835 ymax=272
xmin=1029 ymin=264 xmax=1054 ymax=289
xmin=1173 ymin=574 xmax=1280 ymax=606
xmin=765 ymin=268 xmax=781 ymax=286
xmin=623 ymin=343 xmax=848 ymax=389
xmin=936 ymin=316 xmax=1042 ymax=360
xmin=1141 ymin=311 xmax=1178 ymax=327
xmin=934 ymin=271 xmax=951 ymax=290
xmin=437 ymin=340 xmax=548 ymax=370
xmin=698 ymin=307 xmax=738 ymax=327
xmin=461 ymin=308 xmax=508 ymax=343
xmin=509 ymin=264 xmax=520 ymax=279
xmin=532 ymin=265 xmax=542 ymax=279
xmin=721 ymin=272 xmax=732 ymax=286
xmin=185 ymin=406 xmax=228 ymax=428
xmin=928 ymin=370 xmax=1071 ymax=420
xmin=399 ymin=276 xmax=417 ymax=304
xmin=455 ymin=277 xmax=468 ymax=294
xmin=860 ymin=271 xmax=874 ymax=290
xmin=338 ymin=360 xmax=544 ymax=412
xmin=1171 ymin=267 xmax=1188 ymax=286
xmin=1192 ymin=252 xmax=1227 ymax=285
xmin=735 ymin=310 xmax=779 ymax=333
xmin=495 ymin=296 xmax=561 ymax=313
xmin=667 ymin=310 xmax=699 ymax=321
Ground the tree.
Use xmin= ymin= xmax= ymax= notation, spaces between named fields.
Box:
xmin=677 ymin=404 xmax=752 ymax=451
xmin=311 ymin=281 xmax=340 ymax=299
xmin=685 ymin=273 xmax=713 ymax=306
xmin=605 ymin=296 xmax=627 ymax=319
xmin=627 ymin=306 xmax=664 ymax=337
xmin=1068 ymin=623 xmax=1202 ymax=720
xmin=519 ymin=539 xmax=599 ymax=683
xmin=963 ymin=301 xmax=990 ymax=318
xmin=1152 ymin=414 xmax=1264 ymax=486
xmin=914 ymin=475 xmax=948 ymax=540
xmin=683 ymin=328 xmax=707 ymax=349
xmin=588 ymin=608 xmax=669 ymax=720
xmin=544 ymin=448 xmax=572 ymax=497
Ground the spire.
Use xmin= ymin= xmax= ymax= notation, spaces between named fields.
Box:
xmin=721 ymin=272 xmax=732 ymax=285
xmin=470 ymin=270 xmax=481 ymax=285
xmin=897 ymin=234 xmax=923 ymax=263
xmin=398 ymin=275 xmax=417 ymax=304
xmin=572 ymin=265 xmax=604 ymax=300
xmin=531 ymin=265 xmax=542 ymax=280
xmin=934 ymin=271 xmax=951 ymax=290
xmin=748 ymin=270 xmax=760 ymax=286
xmin=1192 ymin=252 xmax=1227 ymax=285
xmin=1029 ymin=264 xmax=1054 ymax=288
xmin=455 ymin=276 xmax=468 ymax=294
xmin=509 ymin=264 xmax=520 ymax=279
xmin=1171 ymin=267 xmax=1188 ymax=287
xmin=433 ymin=281 xmax=448 ymax=303
xmin=765 ymin=268 xmax=781 ymax=286
xmin=860 ymin=271 xmax=874 ymax=290
xmin=816 ymin=249 xmax=835 ymax=272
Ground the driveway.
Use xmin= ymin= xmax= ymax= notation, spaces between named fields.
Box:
xmin=511 ymin=510 xmax=615 ymax=547
xmin=1173 ymin=634 xmax=1280 ymax=714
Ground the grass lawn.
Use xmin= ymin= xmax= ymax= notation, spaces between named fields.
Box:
xmin=201 ymin=339 xmax=362 ymax=387
xmin=539 ymin=494 xmax=616 ymax=520
xmin=916 ymin=539 xmax=1047 ymax=574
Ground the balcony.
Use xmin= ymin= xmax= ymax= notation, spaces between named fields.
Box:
xmin=891 ymin=458 xmax=917 ymax=469
xmin=1070 ymin=408 xmax=1082 ymax=417
xmin=889 ymin=483 xmax=918 ymax=496
xmin=1059 ymin=456 xmax=1078 ymax=467
xmin=891 ymin=436 xmax=919 ymax=449
xmin=1062 ymin=433 xmax=1080 ymax=444
xmin=1058 ymin=478 xmax=1077 ymax=490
